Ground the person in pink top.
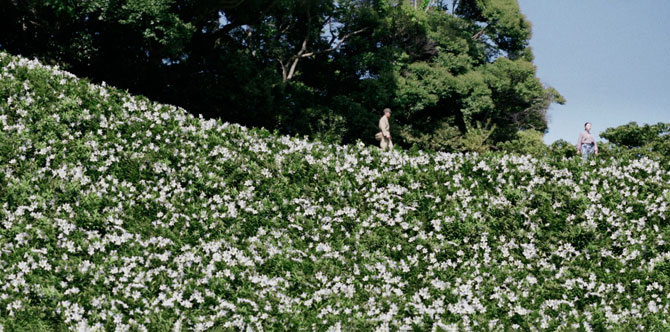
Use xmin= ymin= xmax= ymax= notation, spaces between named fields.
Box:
xmin=576 ymin=122 xmax=598 ymax=160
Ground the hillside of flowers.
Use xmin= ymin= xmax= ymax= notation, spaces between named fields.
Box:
xmin=1 ymin=51 xmax=670 ymax=331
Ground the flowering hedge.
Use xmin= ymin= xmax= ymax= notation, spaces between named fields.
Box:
xmin=1 ymin=51 xmax=669 ymax=331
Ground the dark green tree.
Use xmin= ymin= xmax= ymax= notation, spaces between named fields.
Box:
xmin=600 ymin=122 xmax=670 ymax=149
xmin=0 ymin=0 xmax=563 ymax=150
xmin=371 ymin=2 xmax=564 ymax=150
xmin=600 ymin=122 xmax=670 ymax=166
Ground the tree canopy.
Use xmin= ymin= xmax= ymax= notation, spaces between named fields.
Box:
xmin=0 ymin=0 xmax=563 ymax=150
xmin=599 ymin=122 xmax=670 ymax=164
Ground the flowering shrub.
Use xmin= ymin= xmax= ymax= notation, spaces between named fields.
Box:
xmin=1 ymin=51 xmax=669 ymax=331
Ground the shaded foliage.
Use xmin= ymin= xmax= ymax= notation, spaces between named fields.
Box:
xmin=0 ymin=0 xmax=563 ymax=150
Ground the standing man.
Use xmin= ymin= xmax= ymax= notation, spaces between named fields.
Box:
xmin=378 ymin=108 xmax=393 ymax=151
xmin=576 ymin=122 xmax=598 ymax=160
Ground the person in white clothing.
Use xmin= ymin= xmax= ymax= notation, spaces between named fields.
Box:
xmin=378 ymin=108 xmax=392 ymax=151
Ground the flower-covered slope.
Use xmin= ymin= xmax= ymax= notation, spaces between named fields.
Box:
xmin=1 ymin=51 xmax=670 ymax=331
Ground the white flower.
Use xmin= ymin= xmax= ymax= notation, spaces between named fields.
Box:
xmin=648 ymin=301 xmax=659 ymax=313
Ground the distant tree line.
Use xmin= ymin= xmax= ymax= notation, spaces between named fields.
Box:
xmin=497 ymin=122 xmax=670 ymax=168
xmin=0 ymin=0 xmax=565 ymax=151
xmin=599 ymin=122 xmax=670 ymax=165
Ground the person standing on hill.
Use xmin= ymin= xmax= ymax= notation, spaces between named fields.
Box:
xmin=577 ymin=122 xmax=598 ymax=160
xmin=378 ymin=108 xmax=393 ymax=151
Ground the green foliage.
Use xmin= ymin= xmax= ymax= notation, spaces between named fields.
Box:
xmin=387 ymin=4 xmax=563 ymax=151
xmin=547 ymin=139 xmax=578 ymax=160
xmin=497 ymin=129 xmax=547 ymax=157
xmin=0 ymin=51 xmax=669 ymax=331
xmin=0 ymin=0 xmax=562 ymax=152
xmin=600 ymin=122 xmax=670 ymax=165
xmin=400 ymin=120 xmax=463 ymax=152
xmin=461 ymin=119 xmax=497 ymax=153
xmin=600 ymin=121 xmax=670 ymax=148
xmin=118 ymin=0 xmax=195 ymax=51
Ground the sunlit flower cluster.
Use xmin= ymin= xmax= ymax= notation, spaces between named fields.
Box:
xmin=1 ymin=51 xmax=670 ymax=331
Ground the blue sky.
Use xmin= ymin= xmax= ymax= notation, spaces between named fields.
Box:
xmin=517 ymin=0 xmax=670 ymax=144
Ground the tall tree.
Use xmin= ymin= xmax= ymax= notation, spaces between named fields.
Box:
xmin=0 ymin=0 xmax=563 ymax=150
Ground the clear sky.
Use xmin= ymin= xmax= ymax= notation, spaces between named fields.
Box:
xmin=517 ymin=0 xmax=670 ymax=144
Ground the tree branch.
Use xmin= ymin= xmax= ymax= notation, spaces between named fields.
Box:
xmin=220 ymin=0 xmax=247 ymax=9
xmin=472 ymin=24 xmax=488 ymax=40
xmin=282 ymin=11 xmax=312 ymax=82
xmin=301 ymin=27 xmax=367 ymax=58
xmin=10 ymin=0 xmax=43 ymax=30
xmin=212 ymin=22 xmax=243 ymax=47
xmin=278 ymin=58 xmax=287 ymax=82
xmin=278 ymin=7 xmax=367 ymax=82
xmin=286 ymin=32 xmax=310 ymax=80
xmin=328 ymin=17 xmax=335 ymax=43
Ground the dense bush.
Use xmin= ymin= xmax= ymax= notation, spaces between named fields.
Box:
xmin=496 ymin=129 xmax=548 ymax=158
xmin=1 ymin=52 xmax=670 ymax=331
xmin=600 ymin=122 xmax=670 ymax=166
